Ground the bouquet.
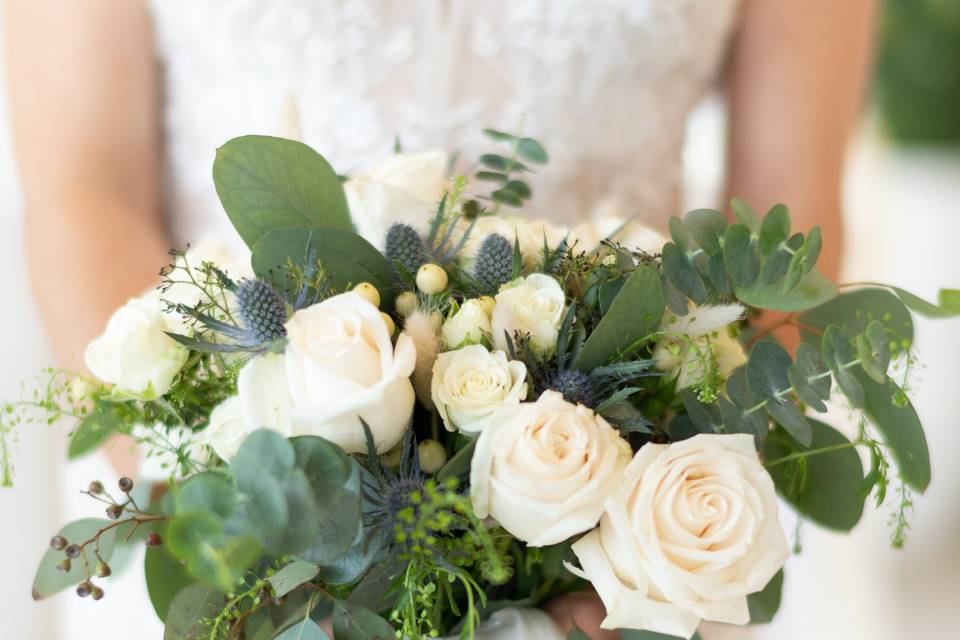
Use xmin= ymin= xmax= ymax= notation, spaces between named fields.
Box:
xmin=3 ymin=129 xmax=957 ymax=640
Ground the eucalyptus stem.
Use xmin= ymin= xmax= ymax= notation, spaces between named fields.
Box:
xmin=744 ymin=357 xmax=862 ymax=416
xmin=763 ymin=442 xmax=860 ymax=468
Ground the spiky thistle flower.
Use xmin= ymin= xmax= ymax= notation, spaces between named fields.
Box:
xmin=235 ymin=279 xmax=288 ymax=343
xmin=385 ymin=224 xmax=426 ymax=279
xmin=545 ymin=369 xmax=600 ymax=408
xmin=474 ymin=233 xmax=513 ymax=295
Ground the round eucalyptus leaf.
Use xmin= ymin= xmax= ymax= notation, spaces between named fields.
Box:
xmin=758 ymin=204 xmax=790 ymax=256
xmin=683 ymin=208 xmax=728 ymax=255
xmin=722 ymin=224 xmax=760 ymax=287
xmin=661 ymin=243 xmax=707 ymax=304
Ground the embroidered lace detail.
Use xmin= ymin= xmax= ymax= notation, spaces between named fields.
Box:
xmin=148 ymin=0 xmax=740 ymax=245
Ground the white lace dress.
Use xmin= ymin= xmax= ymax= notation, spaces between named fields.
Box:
xmin=149 ymin=0 xmax=741 ymax=246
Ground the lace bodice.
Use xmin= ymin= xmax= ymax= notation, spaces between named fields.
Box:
xmin=149 ymin=0 xmax=741 ymax=247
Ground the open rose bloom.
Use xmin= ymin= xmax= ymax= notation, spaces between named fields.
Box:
xmin=20 ymin=133 xmax=939 ymax=640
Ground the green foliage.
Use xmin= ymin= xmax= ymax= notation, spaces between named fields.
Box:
xmin=763 ymin=420 xmax=866 ymax=531
xmin=213 ymin=136 xmax=351 ymax=248
xmin=747 ymin=342 xmax=812 ymax=446
xmin=573 ymin=264 xmax=665 ymax=370
xmin=747 ymin=570 xmax=784 ymax=624
xmin=273 ymin=619 xmax=330 ymax=640
xmin=333 ymin=599 xmax=394 ymax=640
xmin=251 ymin=226 xmax=394 ymax=310
xmin=267 ymin=559 xmax=320 ymax=599
xmin=67 ymin=409 xmax=120 ymax=459
xmin=477 ymin=129 xmax=546 ymax=211
xmin=162 ymin=583 xmax=226 ymax=640
xmin=145 ymin=534 xmax=194 ymax=621
xmin=889 ymin=286 xmax=960 ymax=318
xmin=734 ymin=269 xmax=837 ymax=312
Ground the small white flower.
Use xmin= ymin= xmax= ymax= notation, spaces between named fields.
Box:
xmin=491 ymin=274 xmax=565 ymax=356
xmin=431 ymin=345 xmax=527 ymax=434
xmin=470 ymin=391 xmax=631 ymax=546
xmin=84 ymin=296 xmax=189 ymax=400
xmin=569 ymin=434 xmax=789 ymax=638
xmin=441 ymin=299 xmax=492 ymax=349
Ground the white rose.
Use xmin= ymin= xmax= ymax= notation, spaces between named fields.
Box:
xmin=470 ymin=391 xmax=631 ymax=546
xmin=431 ymin=345 xmax=528 ymax=434
xmin=343 ymin=151 xmax=448 ymax=249
xmin=280 ymin=292 xmax=416 ymax=453
xmin=653 ymin=304 xmax=747 ymax=392
xmin=442 ymin=299 xmax=492 ymax=349
xmin=195 ymin=396 xmax=246 ymax=460
xmin=570 ymin=215 xmax=667 ymax=254
xmin=196 ymin=353 xmax=294 ymax=460
xmin=569 ymin=434 xmax=789 ymax=638
xmin=491 ymin=274 xmax=565 ymax=356
xmin=84 ymin=296 xmax=189 ymax=399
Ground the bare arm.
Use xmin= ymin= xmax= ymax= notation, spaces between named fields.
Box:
xmin=5 ymin=0 xmax=169 ymax=476
xmin=727 ymin=0 xmax=878 ymax=282
xmin=5 ymin=0 xmax=169 ymax=368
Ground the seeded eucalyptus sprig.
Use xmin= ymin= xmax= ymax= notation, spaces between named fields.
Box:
xmin=476 ymin=128 xmax=548 ymax=211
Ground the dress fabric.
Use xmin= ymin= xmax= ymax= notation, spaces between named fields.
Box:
xmin=148 ymin=0 xmax=741 ymax=248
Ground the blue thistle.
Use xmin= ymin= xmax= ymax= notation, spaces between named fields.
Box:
xmin=235 ymin=279 xmax=287 ymax=343
xmin=385 ymin=224 xmax=426 ymax=278
xmin=474 ymin=233 xmax=513 ymax=295
xmin=545 ymin=369 xmax=600 ymax=408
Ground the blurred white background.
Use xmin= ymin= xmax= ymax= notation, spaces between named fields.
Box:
xmin=1 ymin=5 xmax=959 ymax=640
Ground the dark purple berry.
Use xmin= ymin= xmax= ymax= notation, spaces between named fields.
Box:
xmin=118 ymin=477 xmax=134 ymax=493
xmin=50 ymin=535 xmax=67 ymax=551
xmin=64 ymin=544 xmax=81 ymax=559
xmin=145 ymin=532 xmax=163 ymax=548
xmin=106 ymin=504 xmax=124 ymax=520
xmin=76 ymin=581 xmax=92 ymax=598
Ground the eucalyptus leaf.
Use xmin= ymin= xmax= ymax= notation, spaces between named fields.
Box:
xmin=145 ymin=536 xmax=194 ymax=621
xmin=517 ymin=137 xmax=549 ymax=164
xmin=683 ymin=208 xmax=727 ymax=255
xmin=67 ymin=410 xmax=120 ymax=459
xmin=213 ymin=136 xmax=351 ymax=248
xmin=856 ymin=320 xmax=891 ymax=383
xmin=763 ymin=420 xmax=866 ymax=531
xmin=162 ymin=583 xmax=226 ymax=640
xmin=269 ymin=559 xmax=321 ymax=598
xmin=574 ymin=264 xmax=665 ymax=369
xmin=746 ymin=342 xmax=811 ymax=446
xmin=856 ymin=371 xmax=931 ymax=492
xmin=273 ymin=619 xmax=330 ymax=640
xmin=436 ymin=437 xmax=477 ymax=481
xmin=722 ymin=224 xmax=759 ymax=287
xmin=680 ymin=390 xmax=722 ymax=433
xmin=758 ymin=204 xmax=790 ymax=256
xmin=668 ymin=217 xmax=692 ymax=252
xmin=332 ymin=599 xmax=395 ymax=640
xmin=748 ymin=570 xmax=784 ymax=624
xmin=890 ymin=286 xmax=960 ymax=318
xmin=661 ymin=243 xmax=707 ymax=304
xmin=800 ymin=288 xmax=914 ymax=350
xmin=819 ymin=326 xmax=865 ymax=408
xmin=730 ymin=197 xmax=760 ymax=232
xmin=491 ymin=188 xmax=524 ymax=207
xmin=734 ymin=269 xmax=837 ymax=312
xmin=251 ymin=226 xmax=394 ymax=310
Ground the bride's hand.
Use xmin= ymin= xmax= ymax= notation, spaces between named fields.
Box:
xmin=545 ymin=592 xmax=619 ymax=640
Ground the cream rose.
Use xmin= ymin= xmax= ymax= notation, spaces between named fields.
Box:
xmin=344 ymin=151 xmax=448 ymax=249
xmin=196 ymin=353 xmax=294 ymax=460
xmin=442 ymin=299 xmax=492 ymax=349
xmin=470 ymin=391 xmax=631 ymax=546
xmin=653 ymin=304 xmax=747 ymax=392
xmin=569 ymin=434 xmax=789 ymax=639
xmin=84 ymin=296 xmax=189 ymax=399
xmin=280 ymin=291 xmax=416 ymax=453
xmin=431 ymin=345 xmax=527 ymax=434
xmin=491 ymin=274 xmax=565 ymax=356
